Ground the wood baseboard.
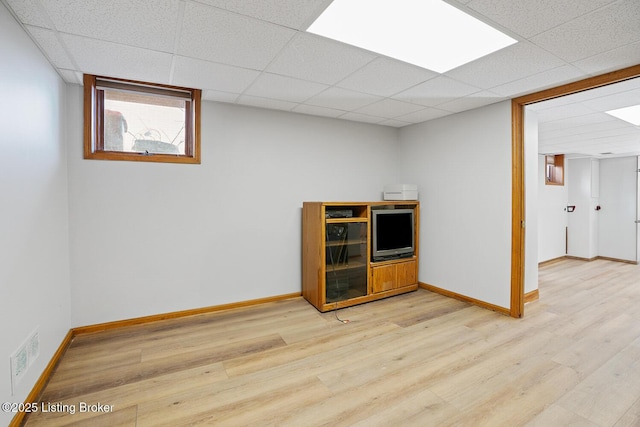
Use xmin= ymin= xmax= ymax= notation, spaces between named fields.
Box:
xmin=524 ymin=289 xmax=539 ymax=304
xmin=418 ymin=282 xmax=510 ymax=316
xmin=565 ymin=255 xmax=599 ymax=262
xmin=73 ymin=292 xmax=302 ymax=336
xmin=538 ymin=256 xmax=568 ymax=267
xmin=595 ymin=256 xmax=638 ymax=265
xmin=10 ymin=330 xmax=74 ymax=427
xmin=552 ymin=255 xmax=638 ymax=266
xmin=11 ymin=292 xmax=301 ymax=425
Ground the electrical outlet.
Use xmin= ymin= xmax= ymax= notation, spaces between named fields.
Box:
xmin=27 ymin=330 xmax=39 ymax=365
xmin=10 ymin=345 xmax=28 ymax=395
xmin=9 ymin=327 xmax=40 ymax=395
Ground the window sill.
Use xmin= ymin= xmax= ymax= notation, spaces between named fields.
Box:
xmin=84 ymin=151 xmax=200 ymax=164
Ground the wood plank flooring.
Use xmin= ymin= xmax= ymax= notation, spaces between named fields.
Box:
xmin=22 ymin=258 xmax=640 ymax=426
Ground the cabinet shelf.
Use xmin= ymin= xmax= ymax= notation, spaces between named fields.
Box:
xmin=370 ymin=256 xmax=417 ymax=267
xmin=325 ymin=239 xmax=367 ymax=248
xmin=326 ymin=217 xmax=368 ymax=224
xmin=302 ymin=201 xmax=419 ymax=312
xmin=325 ymin=260 xmax=367 ymax=272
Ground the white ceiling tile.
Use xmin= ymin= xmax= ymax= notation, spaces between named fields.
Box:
xmin=467 ymin=0 xmax=616 ymax=38
xmin=393 ymin=76 xmax=480 ymax=107
xmin=560 ymin=134 xmax=640 ymax=151
xmin=582 ymin=91 xmax=640 ymax=112
xmin=395 ymin=108 xmax=452 ymax=124
xmin=542 ymin=113 xmax=613 ymax=129
xmin=292 ymin=104 xmax=346 ymax=119
xmin=530 ymin=0 xmax=640 ymax=63
xmin=336 ymin=57 xmax=438 ymax=97
xmin=448 ymin=0 xmax=474 ymax=5
xmin=235 ymin=95 xmax=297 ymax=112
xmin=538 ymin=114 xmax=616 ymax=135
xmin=305 ymin=87 xmax=381 ymax=111
xmin=178 ymin=2 xmax=296 ymax=70
xmin=542 ymin=127 xmax=638 ymax=146
xmin=534 ymin=74 xmax=640 ymax=157
xmin=526 ymin=97 xmax=575 ymax=112
xmin=40 ymin=0 xmax=181 ymax=52
xmin=535 ymin=103 xmax=598 ymax=122
xmin=583 ymin=77 xmax=640 ymax=98
xmin=244 ymin=73 xmax=328 ymax=103
xmin=61 ymin=34 xmax=173 ymax=84
xmin=600 ymin=127 xmax=640 ymax=142
xmin=339 ymin=112 xmax=386 ymax=125
xmin=572 ymin=41 xmax=640 ymax=75
xmin=194 ymin=0 xmax=332 ymax=30
xmin=203 ymin=90 xmax=239 ymax=104
xmin=356 ymin=98 xmax=425 ymax=119
xmin=541 ymin=117 xmax=621 ymax=139
xmin=598 ymin=133 xmax=640 ymax=145
xmin=3 ymin=0 xmax=638 ymax=132
xmin=57 ymin=69 xmax=82 ymax=85
xmin=446 ymin=42 xmax=566 ymax=89
xmin=540 ymin=77 xmax=640 ymax=108
xmin=436 ymin=91 xmax=505 ymax=113
xmin=24 ymin=26 xmax=75 ymax=69
xmin=172 ymin=56 xmax=260 ymax=93
xmin=490 ymin=65 xmax=587 ymax=97
xmin=5 ymin=0 xmax=51 ymax=27
xmin=527 ymin=86 xmax=619 ymax=111
xmin=266 ymin=33 xmax=377 ymax=85
xmin=379 ymin=119 xmax=413 ymax=128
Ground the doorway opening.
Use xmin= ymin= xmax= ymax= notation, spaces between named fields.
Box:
xmin=511 ymin=64 xmax=640 ymax=318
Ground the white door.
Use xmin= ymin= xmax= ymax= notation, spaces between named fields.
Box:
xmin=567 ymin=158 xmax=597 ymax=259
xmin=598 ymin=156 xmax=638 ymax=262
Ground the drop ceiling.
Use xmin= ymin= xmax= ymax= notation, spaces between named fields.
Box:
xmin=529 ymin=76 xmax=640 ymax=158
xmin=3 ymin=0 xmax=640 ymax=153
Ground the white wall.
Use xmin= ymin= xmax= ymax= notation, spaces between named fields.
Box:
xmin=537 ymin=155 xmax=568 ymax=262
xmin=66 ymin=91 xmax=400 ymax=326
xmin=398 ymin=101 xmax=513 ymax=309
xmin=567 ymin=158 xmax=600 ymax=259
xmin=540 ymin=155 xmax=640 ymax=263
xmin=0 ymin=3 xmax=71 ymax=425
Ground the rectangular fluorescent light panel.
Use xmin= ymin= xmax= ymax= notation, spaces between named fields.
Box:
xmin=606 ymin=105 xmax=640 ymax=126
xmin=307 ymin=0 xmax=517 ymax=73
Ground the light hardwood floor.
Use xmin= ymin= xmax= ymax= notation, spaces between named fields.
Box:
xmin=22 ymin=258 xmax=640 ymax=426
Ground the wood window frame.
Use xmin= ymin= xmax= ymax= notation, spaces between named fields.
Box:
xmin=83 ymin=74 xmax=201 ymax=164
xmin=544 ymin=154 xmax=564 ymax=186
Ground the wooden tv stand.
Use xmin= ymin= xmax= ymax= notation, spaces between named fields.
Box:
xmin=302 ymin=201 xmax=419 ymax=312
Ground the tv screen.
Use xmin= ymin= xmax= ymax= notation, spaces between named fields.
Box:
xmin=372 ymin=209 xmax=414 ymax=261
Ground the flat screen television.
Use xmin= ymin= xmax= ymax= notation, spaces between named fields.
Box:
xmin=371 ymin=209 xmax=415 ymax=261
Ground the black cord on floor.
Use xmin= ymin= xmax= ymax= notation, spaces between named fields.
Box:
xmin=334 ymin=302 xmax=350 ymax=324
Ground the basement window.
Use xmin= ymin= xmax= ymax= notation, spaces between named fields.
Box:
xmin=545 ymin=154 xmax=564 ymax=186
xmin=83 ymin=74 xmax=201 ymax=164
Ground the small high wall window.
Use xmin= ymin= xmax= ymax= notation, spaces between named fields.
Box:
xmin=545 ymin=154 xmax=564 ymax=186
xmin=84 ymin=74 xmax=201 ymax=164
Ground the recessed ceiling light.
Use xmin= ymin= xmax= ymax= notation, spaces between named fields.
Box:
xmin=306 ymin=0 xmax=517 ymax=73
xmin=605 ymin=105 xmax=640 ymax=126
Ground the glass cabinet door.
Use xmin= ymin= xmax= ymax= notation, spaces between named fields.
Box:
xmin=325 ymin=221 xmax=367 ymax=303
